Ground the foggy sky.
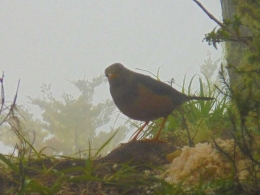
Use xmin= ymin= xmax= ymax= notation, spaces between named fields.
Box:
xmin=0 ymin=1 xmax=222 ymax=153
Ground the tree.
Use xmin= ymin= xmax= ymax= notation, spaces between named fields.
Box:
xmin=29 ymin=75 xmax=126 ymax=155
xmin=194 ymin=0 xmax=260 ymax=120
xmin=0 ymin=75 xmax=126 ymax=156
xmin=220 ymin=0 xmax=252 ymax=87
xmin=194 ymin=1 xmax=260 ymax=191
xmin=0 ymin=106 xmax=48 ymax=151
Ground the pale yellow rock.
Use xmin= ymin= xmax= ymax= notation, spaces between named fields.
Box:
xmin=162 ymin=139 xmax=250 ymax=187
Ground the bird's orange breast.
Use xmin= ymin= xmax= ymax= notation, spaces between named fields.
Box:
xmin=120 ymin=84 xmax=174 ymax=121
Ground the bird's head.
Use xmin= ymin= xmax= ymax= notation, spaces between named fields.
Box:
xmin=105 ymin=63 xmax=128 ymax=86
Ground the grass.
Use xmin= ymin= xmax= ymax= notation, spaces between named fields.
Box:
xmin=139 ymin=73 xmax=230 ymax=146
xmin=0 ymin=152 xmax=163 ymax=194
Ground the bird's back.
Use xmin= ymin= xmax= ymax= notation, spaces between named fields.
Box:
xmin=111 ymin=71 xmax=189 ymax=121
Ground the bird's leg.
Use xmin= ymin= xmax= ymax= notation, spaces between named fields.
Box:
xmin=130 ymin=121 xmax=149 ymax=141
xmin=148 ymin=117 xmax=168 ymax=142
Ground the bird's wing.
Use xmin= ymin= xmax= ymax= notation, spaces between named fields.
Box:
xmin=134 ymin=72 xmax=190 ymax=104
xmin=134 ymin=73 xmax=181 ymax=95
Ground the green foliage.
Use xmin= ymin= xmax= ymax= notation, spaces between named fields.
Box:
xmin=0 ymin=138 xmax=160 ymax=194
xmin=132 ymin=54 xmax=231 ymax=147
xmin=142 ymin=72 xmax=229 ymax=147
xmin=155 ymin=175 xmax=244 ymax=195
xmin=204 ymin=26 xmax=231 ymax=49
xmin=0 ymin=94 xmax=148 ymax=194
xmin=202 ymin=1 xmax=260 ymax=193
xmin=204 ymin=1 xmax=260 ymax=55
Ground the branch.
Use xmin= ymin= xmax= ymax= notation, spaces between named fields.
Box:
xmin=193 ymin=0 xmax=252 ymax=47
xmin=0 ymin=72 xmax=4 ymax=114
xmin=0 ymin=79 xmax=20 ymax=126
xmin=193 ymin=0 xmax=227 ymax=30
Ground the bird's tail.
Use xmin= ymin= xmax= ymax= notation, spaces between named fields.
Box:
xmin=188 ymin=96 xmax=214 ymax=101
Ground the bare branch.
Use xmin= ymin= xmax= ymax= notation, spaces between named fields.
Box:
xmin=0 ymin=79 xmax=20 ymax=126
xmin=193 ymin=0 xmax=226 ymax=29
xmin=0 ymin=72 xmax=4 ymax=114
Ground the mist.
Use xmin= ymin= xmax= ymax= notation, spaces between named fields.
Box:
xmin=0 ymin=1 xmax=222 ymax=154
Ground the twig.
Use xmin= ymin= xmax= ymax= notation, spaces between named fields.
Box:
xmin=193 ymin=0 xmax=251 ymax=47
xmin=193 ymin=0 xmax=226 ymax=30
xmin=0 ymin=72 xmax=4 ymax=114
xmin=0 ymin=79 xmax=20 ymax=126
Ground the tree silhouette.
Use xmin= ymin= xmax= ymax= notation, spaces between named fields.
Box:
xmin=0 ymin=75 xmax=126 ymax=156
xmin=29 ymin=75 xmax=126 ymax=155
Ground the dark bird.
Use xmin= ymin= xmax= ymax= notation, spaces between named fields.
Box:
xmin=105 ymin=63 xmax=214 ymax=142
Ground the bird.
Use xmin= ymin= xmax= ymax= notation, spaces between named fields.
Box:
xmin=105 ymin=63 xmax=214 ymax=142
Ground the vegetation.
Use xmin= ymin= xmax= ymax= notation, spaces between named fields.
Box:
xmin=196 ymin=0 xmax=260 ymax=193
xmin=0 ymin=1 xmax=260 ymax=194
xmin=0 ymin=75 xmax=165 ymax=194
xmin=0 ymin=75 xmax=126 ymax=156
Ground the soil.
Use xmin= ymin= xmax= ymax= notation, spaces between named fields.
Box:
xmin=0 ymin=141 xmax=176 ymax=195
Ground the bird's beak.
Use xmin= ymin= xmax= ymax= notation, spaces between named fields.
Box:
xmin=107 ymin=73 xmax=117 ymax=80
